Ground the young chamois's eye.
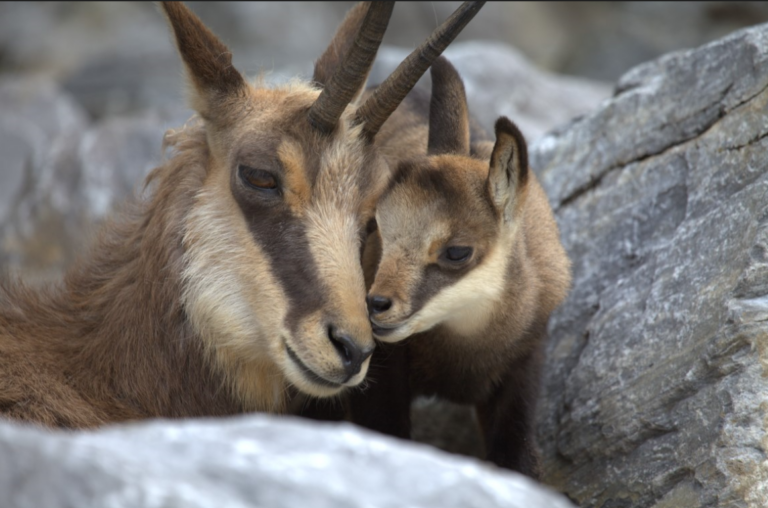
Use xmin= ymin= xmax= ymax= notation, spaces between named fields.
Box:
xmin=440 ymin=246 xmax=473 ymax=265
xmin=239 ymin=165 xmax=279 ymax=194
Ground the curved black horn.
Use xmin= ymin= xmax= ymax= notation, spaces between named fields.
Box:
xmin=355 ymin=1 xmax=485 ymax=141
xmin=308 ymin=2 xmax=395 ymax=135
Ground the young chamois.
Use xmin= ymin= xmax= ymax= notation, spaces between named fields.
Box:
xmin=0 ymin=2 xmax=484 ymax=428
xmin=347 ymin=57 xmax=572 ymax=477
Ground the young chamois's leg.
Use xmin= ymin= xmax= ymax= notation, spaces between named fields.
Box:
xmin=476 ymin=322 xmax=547 ymax=479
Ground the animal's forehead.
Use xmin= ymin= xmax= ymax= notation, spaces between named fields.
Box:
xmin=225 ymin=83 xmax=383 ymax=203
xmin=384 ymin=157 xmax=486 ymax=211
xmin=378 ymin=156 xmax=497 ymax=241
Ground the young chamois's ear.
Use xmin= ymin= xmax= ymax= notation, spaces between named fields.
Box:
xmin=427 ymin=56 xmax=470 ymax=156
xmin=488 ymin=117 xmax=529 ymax=220
xmin=161 ymin=1 xmax=246 ymax=122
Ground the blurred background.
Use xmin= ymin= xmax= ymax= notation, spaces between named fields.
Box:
xmin=3 ymin=2 xmax=768 ymax=120
xmin=2 ymin=1 xmax=768 ymax=282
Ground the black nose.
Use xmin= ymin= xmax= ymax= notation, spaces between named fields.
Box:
xmin=366 ymin=295 xmax=392 ymax=315
xmin=328 ymin=327 xmax=374 ymax=382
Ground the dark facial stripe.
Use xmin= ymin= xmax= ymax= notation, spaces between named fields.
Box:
xmin=230 ymin=169 xmax=324 ymax=334
xmin=409 ymin=263 xmax=467 ymax=316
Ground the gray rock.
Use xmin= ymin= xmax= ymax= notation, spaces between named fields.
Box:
xmin=62 ymin=52 xmax=185 ymax=120
xmin=533 ymin=23 xmax=768 ymax=508
xmin=0 ymin=76 xmax=191 ymax=283
xmin=5 ymin=3 xmax=768 ymax=86
xmin=0 ymin=76 xmax=89 ymax=283
xmin=0 ymin=415 xmax=574 ymax=508
xmin=370 ymin=42 xmax=612 ymax=143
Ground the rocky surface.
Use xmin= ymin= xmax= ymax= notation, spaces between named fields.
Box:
xmin=533 ymin=23 xmax=768 ymax=508
xmin=0 ymin=415 xmax=574 ymax=508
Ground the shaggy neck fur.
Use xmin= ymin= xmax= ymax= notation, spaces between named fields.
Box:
xmin=0 ymin=123 xmax=251 ymax=428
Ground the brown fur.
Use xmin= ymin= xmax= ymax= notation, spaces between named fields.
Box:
xmin=344 ymin=58 xmax=572 ymax=477
xmin=0 ymin=2 xmax=453 ymax=428
xmin=0 ymin=127 xmax=243 ymax=427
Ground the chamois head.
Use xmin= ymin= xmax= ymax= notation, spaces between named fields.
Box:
xmin=367 ymin=57 xmax=529 ymax=342
xmin=159 ymin=3 xmax=483 ymax=401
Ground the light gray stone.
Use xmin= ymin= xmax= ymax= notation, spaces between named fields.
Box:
xmin=0 ymin=76 xmax=89 ymax=282
xmin=0 ymin=76 xmax=191 ymax=283
xmin=370 ymin=42 xmax=612 ymax=143
xmin=533 ymin=23 xmax=768 ymax=508
xmin=0 ymin=415 xmax=574 ymax=508
xmin=5 ymin=3 xmax=768 ymax=85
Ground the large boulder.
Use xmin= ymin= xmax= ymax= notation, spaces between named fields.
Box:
xmin=0 ymin=415 xmax=574 ymax=508
xmin=534 ymin=22 xmax=768 ymax=508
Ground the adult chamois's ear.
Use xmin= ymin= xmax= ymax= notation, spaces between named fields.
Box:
xmin=161 ymin=1 xmax=246 ymax=122
xmin=488 ymin=117 xmax=529 ymax=219
xmin=427 ymin=56 xmax=470 ymax=156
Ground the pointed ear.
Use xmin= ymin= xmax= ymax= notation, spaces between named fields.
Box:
xmin=313 ymin=2 xmax=372 ymax=102
xmin=488 ymin=117 xmax=529 ymax=217
xmin=161 ymin=1 xmax=246 ymax=121
xmin=427 ymin=57 xmax=470 ymax=156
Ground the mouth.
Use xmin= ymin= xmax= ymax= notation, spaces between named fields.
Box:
xmin=284 ymin=342 xmax=342 ymax=389
xmin=370 ymin=320 xmax=403 ymax=338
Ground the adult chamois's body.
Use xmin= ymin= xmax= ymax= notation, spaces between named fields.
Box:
xmin=339 ymin=58 xmax=572 ymax=477
xmin=0 ymin=2 xmax=484 ymax=428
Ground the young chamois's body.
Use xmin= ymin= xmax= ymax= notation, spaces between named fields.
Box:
xmin=346 ymin=58 xmax=572 ymax=477
xmin=0 ymin=2 xmax=484 ymax=428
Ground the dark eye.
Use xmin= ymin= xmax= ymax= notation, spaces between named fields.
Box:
xmin=441 ymin=246 xmax=473 ymax=264
xmin=239 ymin=165 xmax=279 ymax=193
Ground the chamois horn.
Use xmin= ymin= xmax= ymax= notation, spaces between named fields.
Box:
xmin=308 ymin=2 xmax=395 ymax=135
xmin=355 ymin=1 xmax=486 ymax=141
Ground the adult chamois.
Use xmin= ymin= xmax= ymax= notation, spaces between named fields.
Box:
xmin=0 ymin=2 xmax=484 ymax=428
xmin=337 ymin=57 xmax=572 ymax=478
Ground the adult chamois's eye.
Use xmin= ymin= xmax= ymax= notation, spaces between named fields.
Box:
xmin=239 ymin=165 xmax=279 ymax=193
xmin=441 ymin=246 xmax=473 ymax=264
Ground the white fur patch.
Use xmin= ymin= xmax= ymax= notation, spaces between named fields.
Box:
xmin=376 ymin=228 xmax=515 ymax=343
xmin=181 ymin=170 xmax=291 ymax=411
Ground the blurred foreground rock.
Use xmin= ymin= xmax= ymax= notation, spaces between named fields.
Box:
xmin=534 ymin=22 xmax=768 ymax=508
xmin=0 ymin=415 xmax=574 ymax=508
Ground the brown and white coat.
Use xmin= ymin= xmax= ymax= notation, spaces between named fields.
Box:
xmin=0 ymin=2 xmax=484 ymax=428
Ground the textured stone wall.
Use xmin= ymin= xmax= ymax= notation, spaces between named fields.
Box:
xmin=534 ymin=23 xmax=768 ymax=508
